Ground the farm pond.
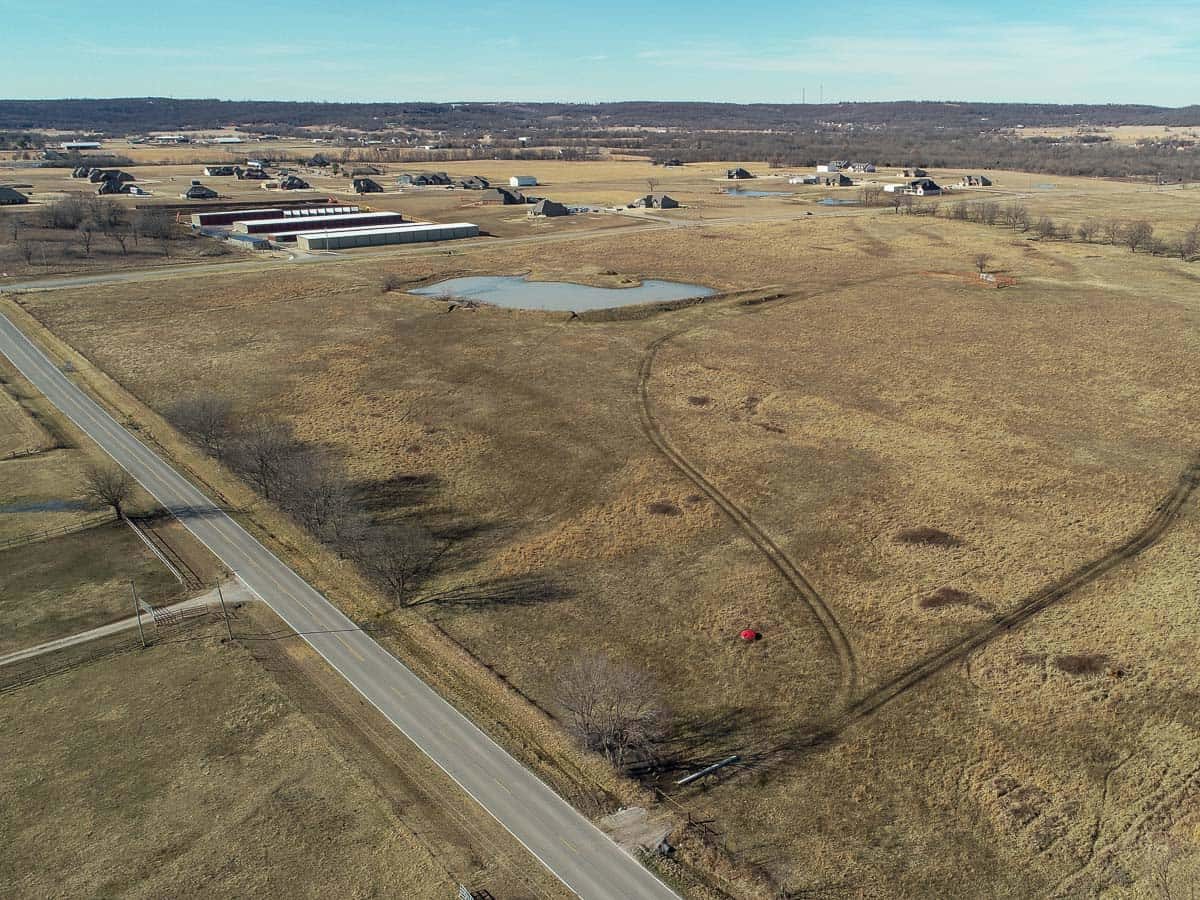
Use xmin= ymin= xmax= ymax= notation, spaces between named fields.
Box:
xmin=411 ymin=275 xmax=716 ymax=312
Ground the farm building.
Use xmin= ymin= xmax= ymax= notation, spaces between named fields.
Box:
xmin=478 ymin=187 xmax=526 ymax=205
xmin=726 ymin=167 xmax=754 ymax=179
xmin=816 ymin=163 xmax=841 ymax=173
xmin=883 ymin=183 xmax=908 ymax=193
xmin=631 ymin=193 xmax=680 ymax=209
xmin=398 ymin=172 xmax=452 ymax=186
xmin=352 ymin=177 xmax=383 ymax=194
xmin=958 ymin=175 xmax=993 ymax=187
xmin=227 ymin=233 xmax=271 ymax=250
xmin=529 ymin=198 xmax=569 ymax=217
xmin=278 ymin=175 xmax=310 ymax=190
xmin=204 ymin=165 xmax=238 ymax=176
xmin=295 ymin=222 xmax=479 ymax=251
xmin=61 ymin=141 xmax=101 ymax=150
xmin=189 ymin=205 xmax=359 ymax=228
xmin=233 ymin=210 xmax=405 ymax=240
xmin=510 ymin=175 xmax=538 ymax=188
xmin=213 ymin=136 xmax=244 ymax=144
xmin=0 ymin=186 xmax=29 ymax=205
xmin=458 ymin=175 xmax=490 ymax=189
xmin=788 ymin=175 xmax=819 ymax=185
xmin=661 ymin=158 xmax=684 ymax=167
xmin=182 ymin=184 xmax=219 ymax=200
xmin=89 ymin=169 xmax=135 ymax=184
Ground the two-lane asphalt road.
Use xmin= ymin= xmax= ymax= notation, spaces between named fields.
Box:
xmin=0 ymin=312 xmax=678 ymax=900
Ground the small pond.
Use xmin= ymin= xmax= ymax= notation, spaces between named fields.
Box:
xmin=412 ymin=275 xmax=716 ymax=312
xmin=817 ymin=197 xmax=860 ymax=206
xmin=725 ymin=187 xmax=794 ymax=198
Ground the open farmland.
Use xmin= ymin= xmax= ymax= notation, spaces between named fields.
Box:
xmin=6 ymin=162 xmax=1200 ymax=897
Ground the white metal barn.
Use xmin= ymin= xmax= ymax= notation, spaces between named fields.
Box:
xmin=296 ymin=222 xmax=480 ymax=251
xmin=509 ymin=175 xmax=537 ymax=187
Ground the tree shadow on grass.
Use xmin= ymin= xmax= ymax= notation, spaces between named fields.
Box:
xmin=411 ymin=573 xmax=573 ymax=610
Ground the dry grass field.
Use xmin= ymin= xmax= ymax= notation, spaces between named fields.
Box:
xmin=0 ymin=636 xmax=461 ymax=899
xmin=7 ymin=162 xmax=1200 ymax=896
xmin=0 ymin=521 xmax=181 ymax=654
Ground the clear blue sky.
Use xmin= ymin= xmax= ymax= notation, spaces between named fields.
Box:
xmin=1 ymin=0 xmax=1197 ymax=106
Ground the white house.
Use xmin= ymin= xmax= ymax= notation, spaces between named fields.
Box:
xmin=510 ymin=175 xmax=537 ymax=188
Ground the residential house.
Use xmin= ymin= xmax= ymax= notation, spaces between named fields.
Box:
xmin=958 ymin=175 xmax=993 ymax=187
xmin=0 ymin=186 xmax=29 ymax=205
xmin=630 ymin=193 xmax=680 ymax=209
xmin=529 ymin=198 xmax=569 ymax=217
xmin=182 ymin=184 xmax=219 ymax=200
xmin=726 ymin=167 xmax=754 ymax=179
xmin=352 ymin=177 xmax=383 ymax=194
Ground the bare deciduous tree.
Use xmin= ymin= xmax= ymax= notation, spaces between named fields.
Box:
xmin=557 ymin=653 xmax=667 ymax=771
xmin=1124 ymin=220 xmax=1154 ymax=252
xmin=354 ymin=523 xmax=447 ymax=605
xmin=1035 ymin=216 xmax=1057 ymax=239
xmin=169 ymin=394 xmax=235 ymax=458
xmin=18 ymin=240 xmax=35 ymax=264
xmin=79 ymin=462 xmax=134 ymax=519
xmin=227 ymin=419 xmax=304 ymax=500
xmin=1101 ymin=219 xmax=1125 ymax=245
xmin=1076 ymin=220 xmax=1099 ymax=242
xmin=973 ymin=253 xmax=993 ymax=275
xmin=76 ymin=222 xmax=95 ymax=257
xmin=1002 ymin=202 xmax=1029 ymax=231
xmin=1180 ymin=225 xmax=1200 ymax=261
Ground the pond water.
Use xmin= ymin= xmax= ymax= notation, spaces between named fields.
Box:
xmin=412 ymin=275 xmax=716 ymax=312
xmin=725 ymin=187 xmax=793 ymax=198
xmin=817 ymin=197 xmax=860 ymax=206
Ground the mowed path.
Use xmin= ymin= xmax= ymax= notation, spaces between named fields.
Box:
xmin=0 ymin=313 xmax=678 ymax=900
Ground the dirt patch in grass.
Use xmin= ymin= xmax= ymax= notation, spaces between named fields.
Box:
xmin=895 ymin=526 xmax=964 ymax=547
xmin=647 ymin=500 xmax=683 ymax=516
xmin=919 ymin=587 xmax=979 ymax=610
xmin=1052 ymin=653 xmax=1110 ymax=676
xmin=687 ymin=395 xmax=712 ymax=406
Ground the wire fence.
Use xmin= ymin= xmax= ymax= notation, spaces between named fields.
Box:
xmin=0 ymin=514 xmax=113 ymax=552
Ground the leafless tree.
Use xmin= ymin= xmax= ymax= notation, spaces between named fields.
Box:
xmin=1076 ymin=220 xmax=1099 ymax=242
xmin=355 ymin=522 xmax=447 ymax=606
xmin=1002 ymin=202 xmax=1029 ymax=231
xmin=557 ymin=653 xmax=667 ymax=771
xmin=1035 ymin=216 xmax=1058 ymax=239
xmin=1180 ymin=225 xmax=1199 ymax=261
xmin=227 ymin=419 xmax=304 ymax=500
xmin=76 ymin=222 xmax=96 ymax=257
xmin=646 ymin=176 xmax=659 ymax=195
xmin=1101 ymin=219 xmax=1125 ymax=245
xmin=79 ymin=462 xmax=134 ymax=519
xmin=43 ymin=197 xmax=87 ymax=230
xmin=978 ymin=201 xmax=1000 ymax=226
xmin=18 ymin=240 xmax=35 ymax=264
xmin=8 ymin=215 xmax=20 ymax=242
xmin=973 ymin=253 xmax=993 ymax=275
xmin=169 ymin=394 xmax=235 ymax=458
xmin=1124 ymin=220 xmax=1154 ymax=252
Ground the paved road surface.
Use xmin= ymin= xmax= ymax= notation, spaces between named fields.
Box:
xmin=0 ymin=313 xmax=678 ymax=900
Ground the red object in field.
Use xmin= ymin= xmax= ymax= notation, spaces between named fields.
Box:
xmin=740 ymin=629 xmax=759 ymax=642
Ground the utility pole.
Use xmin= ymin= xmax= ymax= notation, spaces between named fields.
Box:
xmin=131 ymin=580 xmax=146 ymax=649
xmin=216 ymin=581 xmax=234 ymax=642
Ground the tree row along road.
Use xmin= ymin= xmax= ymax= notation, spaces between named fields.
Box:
xmin=0 ymin=312 xmax=679 ymax=900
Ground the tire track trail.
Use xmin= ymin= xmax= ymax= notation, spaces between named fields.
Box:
xmin=637 ymin=304 xmax=861 ymax=706
xmin=790 ymin=451 xmax=1200 ymax=747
